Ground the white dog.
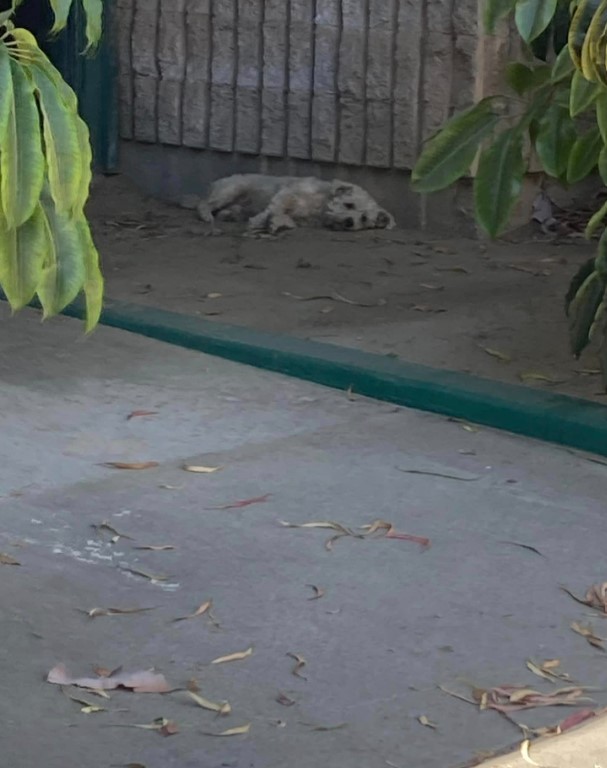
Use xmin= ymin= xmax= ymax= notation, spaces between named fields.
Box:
xmin=189 ymin=174 xmax=395 ymax=235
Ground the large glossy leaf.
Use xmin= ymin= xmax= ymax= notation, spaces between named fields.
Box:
xmin=599 ymin=145 xmax=607 ymax=183
xmin=535 ymin=104 xmax=576 ymax=177
xmin=37 ymin=196 xmax=86 ymax=317
xmin=515 ymin=0 xmax=558 ymax=42
xmin=82 ymin=0 xmax=103 ymax=50
xmin=597 ymin=226 xmax=607 ymax=274
xmin=506 ymin=62 xmax=550 ymax=94
xmin=75 ymin=215 xmax=103 ymax=332
xmin=49 ymin=0 xmax=74 ymax=35
xmin=0 ymin=44 xmax=11 ymax=143
xmin=30 ymin=65 xmax=81 ymax=214
xmin=567 ymin=269 xmax=607 ymax=356
xmin=485 ymin=0 xmax=517 ymax=32
xmin=551 ymin=44 xmax=575 ymax=81
xmin=596 ymin=93 xmax=607 ymax=140
xmin=566 ymin=127 xmax=602 ymax=182
xmin=0 ymin=60 xmax=44 ymax=227
xmin=0 ymin=203 xmax=48 ymax=309
xmin=474 ymin=129 xmax=525 ymax=238
xmin=570 ymin=69 xmax=602 ymax=115
xmin=585 ymin=198 xmax=607 ymax=238
xmin=411 ymin=99 xmax=501 ymax=193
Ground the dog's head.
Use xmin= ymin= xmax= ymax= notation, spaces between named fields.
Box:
xmin=322 ymin=182 xmax=395 ymax=231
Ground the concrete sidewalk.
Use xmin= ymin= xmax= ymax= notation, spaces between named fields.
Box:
xmin=2 ymin=308 xmax=607 ymax=768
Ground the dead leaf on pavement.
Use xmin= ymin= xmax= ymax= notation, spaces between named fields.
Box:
xmin=203 ymin=723 xmax=251 ymax=737
xmin=47 ymin=664 xmax=171 ymax=693
xmin=287 ymin=652 xmax=307 ymax=680
xmin=81 ymin=606 xmax=156 ymax=619
xmin=420 ymin=282 xmax=444 ymax=290
xmin=187 ymin=690 xmax=231 ymax=715
xmin=114 ymin=718 xmax=179 ymax=736
xmin=481 ymin=347 xmax=511 ymax=363
xmin=207 ymin=494 xmax=271 ymax=510
xmin=307 ymin=585 xmax=325 ymax=600
xmin=172 ymin=600 xmax=213 ymax=623
xmin=133 ymin=545 xmax=175 ymax=551
xmin=396 ymin=468 xmax=480 ymax=481
xmin=562 ymin=582 xmax=607 ymax=614
xmin=91 ymin=521 xmax=133 ymax=541
xmin=558 ymin=708 xmax=596 ymax=731
xmin=276 ymin=692 xmax=296 ymax=707
xmin=211 ymin=647 xmax=253 ymax=664
xmin=418 ymin=715 xmax=437 ymax=729
xmin=0 ymin=552 xmax=20 ymax=565
xmin=571 ymin=622 xmax=605 ymax=649
xmin=469 ymin=684 xmax=593 ymax=712
xmin=102 ymin=461 xmax=159 ymax=470
xmin=62 ymin=688 xmax=108 ymax=714
xmin=183 ymin=465 xmax=222 ymax=474
xmin=526 ymin=659 xmax=571 ymax=684
xmin=360 ymin=519 xmax=431 ymax=548
xmin=412 ymin=305 xmax=446 ymax=313
xmin=518 ymin=372 xmax=563 ymax=384
xmin=303 ymin=722 xmax=348 ymax=731
xmin=435 ymin=265 xmax=469 ymax=274
xmin=93 ymin=665 xmax=122 ymax=678
xmin=120 ymin=566 xmax=169 ymax=582
xmin=502 ymin=541 xmax=544 ymax=557
xmin=126 ymin=410 xmax=158 ymax=421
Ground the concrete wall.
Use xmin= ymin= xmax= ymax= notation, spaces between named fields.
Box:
xmin=115 ymin=0 xmax=507 ymax=232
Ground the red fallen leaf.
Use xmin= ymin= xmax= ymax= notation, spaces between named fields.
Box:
xmin=207 ymin=493 xmax=271 ymax=510
xmin=126 ymin=410 xmax=159 ymax=421
xmin=559 ymin=708 xmax=596 ymax=731
xmin=102 ymin=461 xmax=159 ymax=470
xmin=385 ymin=531 xmax=431 ymax=548
xmin=47 ymin=664 xmax=171 ymax=693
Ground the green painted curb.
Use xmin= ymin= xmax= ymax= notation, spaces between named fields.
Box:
xmin=11 ymin=295 xmax=607 ymax=457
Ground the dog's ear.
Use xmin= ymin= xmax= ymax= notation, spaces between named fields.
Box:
xmin=376 ymin=209 xmax=395 ymax=229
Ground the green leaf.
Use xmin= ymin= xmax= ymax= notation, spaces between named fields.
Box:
xmin=535 ymin=104 xmax=577 ymax=177
xmin=0 ymin=44 xmax=12 ymax=143
xmin=474 ymin=129 xmax=525 ymax=238
xmin=570 ymin=69 xmax=601 ymax=116
xmin=74 ymin=115 xmax=92 ymax=212
xmin=568 ymin=269 xmax=607 ymax=357
xmin=81 ymin=0 xmax=103 ymax=51
xmin=567 ymin=127 xmax=603 ymax=183
xmin=597 ymin=227 xmax=607 ymax=275
xmin=515 ymin=0 xmax=558 ymax=42
xmin=411 ymin=98 xmax=501 ymax=193
xmin=585 ymin=199 xmax=607 ymax=238
xmin=0 ymin=9 xmax=14 ymax=25
xmin=551 ymin=44 xmax=575 ymax=81
xmin=599 ymin=145 xmax=607 ymax=183
xmin=30 ymin=64 xmax=81 ymax=214
xmin=37 ymin=195 xmax=86 ymax=317
xmin=49 ymin=0 xmax=74 ymax=35
xmin=505 ymin=62 xmax=551 ymax=94
xmin=75 ymin=214 xmax=103 ymax=331
xmin=0 ymin=203 xmax=48 ymax=309
xmin=485 ymin=0 xmax=517 ymax=32
xmin=0 ymin=60 xmax=44 ymax=228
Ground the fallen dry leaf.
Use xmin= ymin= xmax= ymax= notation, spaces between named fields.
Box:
xmin=93 ymin=665 xmax=122 ymax=678
xmin=91 ymin=521 xmax=133 ymax=541
xmin=307 ymin=585 xmax=325 ymax=600
xmin=102 ymin=461 xmax=159 ymax=470
xmin=287 ymin=652 xmax=307 ymax=680
xmin=172 ymin=600 xmax=213 ymax=623
xmin=116 ymin=718 xmax=179 ymax=736
xmin=360 ymin=519 xmax=431 ymax=548
xmin=303 ymin=722 xmax=348 ymax=731
xmin=435 ymin=265 xmax=469 ymax=274
xmin=419 ymin=282 xmax=444 ymax=290
xmin=571 ymin=622 xmax=605 ymax=649
xmin=62 ymin=689 xmax=108 ymax=714
xmin=520 ymin=740 xmax=539 ymax=766
xmin=562 ymin=582 xmax=607 ymax=614
xmin=481 ymin=347 xmax=511 ymax=363
xmin=558 ymin=708 xmax=596 ymax=731
xmin=468 ymin=683 xmax=593 ymax=713
xmin=81 ymin=606 xmax=156 ymax=619
xmin=526 ymin=659 xmax=571 ymax=684
xmin=396 ymin=467 xmax=480 ymax=481
xmin=126 ymin=410 xmax=158 ymax=421
xmin=187 ymin=690 xmax=231 ymax=716
xmin=120 ymin=566 xmax=169 ymax=582
xmin=183 ymin=465 xmax=222 ymax=474
xmin=502 ymin=541 xmax=544 ymax=557
xmin=418 ymin=715 xmax=437 ymax=729
xmin=0 ymin=552 xmax=20 ymax=565
xmin=206 ymin=292 xmax=223 ymax=299
xmin=207 ymin=493 xmax=271 ymax=510
xmin=211 ymin=647 xmax=253 ymax=665
xmin=276 ymin=692 xmax=296 ymax=707
xmin=518 ymin=371 xmax=562 ymax=384
xmin=283 ymin=290 xmax=386 ymax=308
xmin=462 ymin=424 xmax=479 ymax=432
xmin=412 ymin=305 xmax=446 ymax=313
xmin=203 ymin=723 xmax=251 ymax=737
xmin=133 ymin=545 xmax=175 ymax=551
xmin=47 ymin=664 xmax=171 ymax=693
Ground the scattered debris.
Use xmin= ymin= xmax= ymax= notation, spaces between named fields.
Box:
xmin=435 ymin=266 xmax=469 ymax=274
xmin=120 ymin=566 xmax=169 ymax=583
xmin=186 ymin=690 xmax=231 ymax=716
xmin=276 ymin=693 xmax=296 ymax=707
xmin=571 ymin=622 xmax=605 ymax=650
xmin=562 ymin=582 xmax=607 ymax=614
xmin=287 ymin=652 xmax=307 ymax=680
xmin=211 ymin=647 xmax=253 ymax=665
xmin=80 ymin=607 xmax=156 ymax=619
xmin=101 ymin=461 xmax=159 ymax=470
xmin=126 ymin=410 xmax=158 ymax=421
xmin=282 ymin=291 xmax=386 ymax=308
xmin=302 ymin=722 xmax=348 ymax=732
xmin=441 ymin=683 xmax=593 ymax=712
xmin=134 ymin=545 xmax=175 ymax=551
xmin=481 ymin=347 xmax=512 ymax=363
xmin=0 ymin=552 xmax=20 ymax=565
xmin=526 ymin=659 xmax=571 ymax=684
xmin=207 ymin=493 xmax=271 ymax=510
xmin=520 ymin=739 xmax=539 ymax=766
xmin=91 ymin=521 xmax=133 ymax=542
xmin=307 ymin=585 xmax=325 ymax=600
xmin=396 ymin=467 xmax=480 ymax=482
xmin=418 ymin=715 xmax=438 ymax=729
xmin=112 ymin=718 xmax=179 ymax=736
xmin=281 ymin=518 xmax=430 ymax=550
xmin=500 ymin=541 xmax=544 ymax=557
xmin=47 ymin=664 xmax=172 ymax=693
xmin=518 ymin=371 xmax=564 ymax=384
xmin=203 ymin=723 xmax=251 ymax=737
xmin=412 ymin=305 xmax=446 ymax=313
xmin=183 ymin=465 xmax=222 ymax=474
xmin=172 ymin=600 xmax=213 ymax=623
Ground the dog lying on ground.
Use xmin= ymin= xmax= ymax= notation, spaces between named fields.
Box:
xmin=185 ymin=174 xmax=395 ymax=235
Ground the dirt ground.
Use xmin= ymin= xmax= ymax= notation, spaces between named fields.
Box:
xmin=90 ymin=174 xmax=605 ymax=403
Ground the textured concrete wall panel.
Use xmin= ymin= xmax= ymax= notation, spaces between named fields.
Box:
xmin=236 ymin=0 xmax=262 ymax=154
xmin=288 ymin=0 xmax=314 ymax=158
xmin=116 ymin=0 xmax=134 ymax=139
